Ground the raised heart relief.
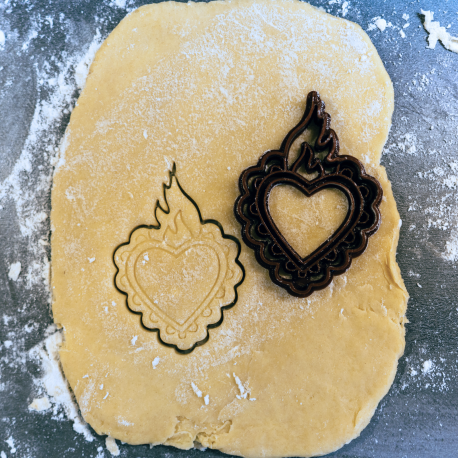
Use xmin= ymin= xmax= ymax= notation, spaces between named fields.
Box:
xmin=134 ymin=244 xmax=221 ymax=326
xmin=114 ymin=166 xmax=244 ymax=352
xmin=234 ymin=91 xmax=383 ymax=297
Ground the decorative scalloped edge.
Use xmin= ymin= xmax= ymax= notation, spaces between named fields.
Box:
xmin=234 ymin=91 xmax=383 ymax=298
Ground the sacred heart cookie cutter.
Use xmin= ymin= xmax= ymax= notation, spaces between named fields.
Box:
xmin=114 ymin=165 xmax=245 ymax=353
xmin=234 ymin=91 xmax=383 ymax=298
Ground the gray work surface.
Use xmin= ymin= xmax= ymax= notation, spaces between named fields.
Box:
xmin=0 ymin=0 xmax=457 ymax=457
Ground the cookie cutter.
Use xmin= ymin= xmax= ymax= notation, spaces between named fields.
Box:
xmin=234 ymin=91 xmax=383 ymax=297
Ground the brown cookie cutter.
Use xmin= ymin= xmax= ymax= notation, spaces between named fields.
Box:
xmin=234 ymin=91 xmax=383 ymax=297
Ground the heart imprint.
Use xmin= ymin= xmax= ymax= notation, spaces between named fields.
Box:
xmin=134 ymin=244 xmax=220 ymax=325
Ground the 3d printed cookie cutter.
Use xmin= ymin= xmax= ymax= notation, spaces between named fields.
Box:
xmin=234 ymin=91 xmax=383 ymax=298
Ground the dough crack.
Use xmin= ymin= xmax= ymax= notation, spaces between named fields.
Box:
xmin=164 ymin=416 xmax=232 ymax=450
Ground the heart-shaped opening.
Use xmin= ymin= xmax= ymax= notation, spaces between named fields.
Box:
xmin=268 ymin=185 xmax=349 ymax=259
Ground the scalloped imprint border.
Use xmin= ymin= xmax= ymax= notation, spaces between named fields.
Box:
xmin=113 ymin=165 xmax=245 ymax=354
xmin=234 ymin=91 xmax=383 ymax=298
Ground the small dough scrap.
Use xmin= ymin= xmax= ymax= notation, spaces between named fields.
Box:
xmin=51 ymin=1 xmax=408 ymax=457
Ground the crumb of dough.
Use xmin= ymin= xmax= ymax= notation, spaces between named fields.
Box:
xmin=105 ymin=436 xmax=120 ymax=456
xmin=28 ymin=397 xmax=51 ymax=412
xmin=375 ymin=18 xmax=387 ymax=31
xmin=421 ymin=10 xmax=458 ymax=53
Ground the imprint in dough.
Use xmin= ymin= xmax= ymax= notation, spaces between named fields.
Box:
xmin=113 ymin=170 xmax=244 ymax=351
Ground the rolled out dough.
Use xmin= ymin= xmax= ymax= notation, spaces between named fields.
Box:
xmin=51 ymin=1 xmax=408 ymax=456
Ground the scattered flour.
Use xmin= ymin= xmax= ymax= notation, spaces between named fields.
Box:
xmin=443 ymin=231 xmax=458 ymax=262
xmin=29 ymin=331 xmax=94 ymax=442
xmin=326 ymin=0 xmax=351 ymax=18
xmin=21 ymin=29 xmax=37 ymax=52
xmin=191 ymin=382 xmax=212 ymax=405
xmin=0 ymin=30 xmax=102 ymax=242
xmin=400 ymin=351 xmax=455 ymax=394
xmin=74 ymin=30 xmax=102 ymax=91
xmin=421 ymin=10 xmax=458 ymax=53
xmin=5 ymin=437 xmax=16 ymax=454
xmin=233 ymin=373 xmax=246 ymax=399
xmin=233 ymin=373 xmax=255 ymax=401
xmin=112 ymin=0 xmax=128 ymax=9
xmin=0 ymin=1 xmax=456 ymax=453
xmin=422 ymin=360 xmax=433 ymax=374
xmin=8 ymin=262 xmax=21 ymax=281
xmin=118 ymin=417 xmax=134 ymax=427
xmin=368 ymin=17 xmax=392 ymax=32
xmin=0 ymin=18 xmax=103 ymax=445
xmin=191 ymin=382 xmax=203 ymax=398
xmin=152 ymin=356 xmax=160 ymax=369
xmin=383 ymin=96 xmax=458 ymax=264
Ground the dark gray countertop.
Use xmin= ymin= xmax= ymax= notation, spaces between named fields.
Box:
xmin=0 ymin=0 xmax=457 ymax=457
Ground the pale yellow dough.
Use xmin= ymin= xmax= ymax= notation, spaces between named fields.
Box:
xmin=51 ymin=1 xmax=408 ymax=457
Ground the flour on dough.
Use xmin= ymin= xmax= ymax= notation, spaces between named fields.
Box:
xmin=51 ymin=1 xmax=408 ymax=456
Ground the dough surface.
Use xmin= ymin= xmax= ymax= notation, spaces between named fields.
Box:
xmin=51 ymin=1 xmax=408 ymax=456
